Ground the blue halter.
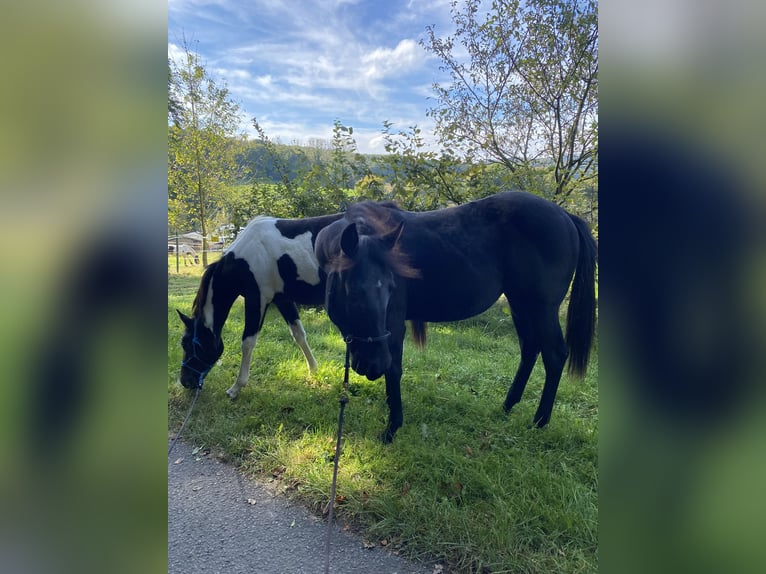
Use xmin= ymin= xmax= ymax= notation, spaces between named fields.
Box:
xmin=181 ymin=319 xmax=215 ymax=389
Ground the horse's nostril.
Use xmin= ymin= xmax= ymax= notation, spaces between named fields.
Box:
xmin=179 ymin=375 xmax=193 ymax=388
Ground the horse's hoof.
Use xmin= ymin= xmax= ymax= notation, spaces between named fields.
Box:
xmin=379 ymin=430 xmax=395 ymax=444
xmin=225 ymin=388 xmax=239 ymax=400
xmin=503 ymin=396 xmax=521 ymax=414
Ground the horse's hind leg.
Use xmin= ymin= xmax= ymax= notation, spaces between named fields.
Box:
xmin=531 ymin=308 xmax=567 ymax=427
xmin=504 ymin=308 xmax=541 ymax=414
xmin=274 ymin=298 xmax=318 ymax=374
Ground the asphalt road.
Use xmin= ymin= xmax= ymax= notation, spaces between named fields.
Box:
xmin=168 ymin=439 xmax=435 ymax=574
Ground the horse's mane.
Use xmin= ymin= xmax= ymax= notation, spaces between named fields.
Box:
xmin=347 ymin=200 xmax=403 ymax=232
xmin=191 ymin=260 xmax=219 ymax=318
xmin=332 ymin=201 xmax=420 ymax=279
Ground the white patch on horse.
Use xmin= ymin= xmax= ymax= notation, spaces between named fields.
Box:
xmin=226 ymin=217 xmax=321 ymax=317
xmin=203 ymin=276 xmax=215 ymax=330
xmin=288 ymin=320 xmax=318 ymax=373
xmin=226 ymin=334 xmax=258 ymax=399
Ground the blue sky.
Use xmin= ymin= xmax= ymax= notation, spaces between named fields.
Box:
xmin=168 ymin=0 xmax=456 ymax=154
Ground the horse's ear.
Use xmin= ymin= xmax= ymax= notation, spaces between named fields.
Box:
xmin=340 ymin=223 xmax=359 ymax=258
xmin=177 ymin=309 xmax=194 ymax=329
xmin=381 ymin=221 xmax=405 ymax=252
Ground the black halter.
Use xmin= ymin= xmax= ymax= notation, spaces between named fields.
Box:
xmin=342 ymin=331 xmax=391 ymax=344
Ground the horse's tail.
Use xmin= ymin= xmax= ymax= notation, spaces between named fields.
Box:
xmin=410 ymin=320 xmax=427 ymax=349
xmin=565 ymin=214 xmax=597 ymax=378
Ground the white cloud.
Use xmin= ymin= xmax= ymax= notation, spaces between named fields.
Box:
xmin=167 ymin=42 xmax=186 ymax=64
xmin=362 ymin=39 xmax=422 ymax=80
xmin=170 ymin=0 xmax=451 ymax=154
xmin=213 ymin=67 xmax=252 ymax=81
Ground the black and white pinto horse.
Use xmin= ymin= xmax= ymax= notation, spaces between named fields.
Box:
xmin=177 ymin=213 xmax=343 ymax=397
xmin=315 ymin=191 xmax=597 ymax=442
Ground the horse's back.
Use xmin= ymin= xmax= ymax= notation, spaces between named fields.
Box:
xmin=225 ymin=213 xmax=343 ymax=305
xmin=320 ymin=193 xmax=585 ymax=322
xmin=394 ymin=193 xmax=580 ymax=319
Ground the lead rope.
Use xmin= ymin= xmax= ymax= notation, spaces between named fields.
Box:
xmin=168 ymin=386 xmax=201 ymax=456
xmin=324 ymin=339 xmax=352 ymax=574
xmin=169 ymin=320 xmax=211 ymax=457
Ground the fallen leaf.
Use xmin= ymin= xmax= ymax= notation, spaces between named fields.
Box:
xmin=433 ymin=565 xmax=444 ymax=574
xmin=380 ymin=539 xmax=388 ymax=546
xmin=290 ymin=519 xmax=296 ymax=528
xmin=246 ymin=498 xmax=257 ymax=506
xmin=174 ymin=457 xmax=184 ymax=465
xmin=363 ymin=540 xmax=375 ymax=549
xmin=335 ymin=495 xmax=347 ymax=504
xmin=465 ymin=446 xmax=474 ymax=456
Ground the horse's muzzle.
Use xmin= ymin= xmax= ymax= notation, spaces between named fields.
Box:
xmin=178 ymin=369 xmax=203 ymax=389
xmin=350 ymin=348 xmax=391 ymax=381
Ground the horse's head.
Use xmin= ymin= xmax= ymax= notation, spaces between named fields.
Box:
xmin=319 ymin=217 xmax=413 ymax=381
xmin=177 ymin=310 xmax=223 ymax=389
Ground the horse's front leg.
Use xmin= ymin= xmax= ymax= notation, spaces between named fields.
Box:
xmin=226 ymin=298 xmax=265 ymax=400
xmin=225 ymin=334 xmax=258 ymax=400
xmin=381 ymin=324 xmax=406 ymax=443
xmin=382 ymin=364 xmax=403 ymax=443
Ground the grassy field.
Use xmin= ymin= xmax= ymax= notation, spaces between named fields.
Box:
xmin=168 ymin=264 xmax=598 ymax=573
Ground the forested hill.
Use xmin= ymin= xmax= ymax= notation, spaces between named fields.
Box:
xmin=227 ymin=137 xmax=596 ymax=227
xmin=235 ymin=139 xmax=390 ymax=184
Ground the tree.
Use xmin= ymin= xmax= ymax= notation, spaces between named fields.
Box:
xmin=379 ymin=121 xmax=468 ymax=209
xmin=168 ymin=39 xmax=243 ymax=265
xmin=168 ymin=59 xmax=183 ymax=129
xmin=423 ymin=0 xmax=598 ymax=202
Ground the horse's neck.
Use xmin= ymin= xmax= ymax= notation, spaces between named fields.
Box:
xmin=200 ymin=269 xmax=241 ymax=336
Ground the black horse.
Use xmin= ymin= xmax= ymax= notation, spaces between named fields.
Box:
xmin=177 ymin=213 xmax=342 ymax=396
xmin=315 ymin=191 xmax=597 ymax=442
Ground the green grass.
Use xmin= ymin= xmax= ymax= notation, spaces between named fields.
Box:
xmin=169 ymin=267 xmax=598 ymax=573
